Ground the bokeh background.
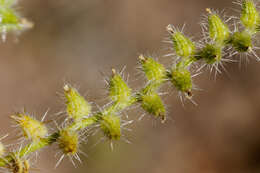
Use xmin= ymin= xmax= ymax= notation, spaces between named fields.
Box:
xmin=0 ymin=0 xmax=260 ymax=172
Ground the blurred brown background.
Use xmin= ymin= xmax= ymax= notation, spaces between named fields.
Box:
xmin=0 ymin=0 xmax=260 ymax=172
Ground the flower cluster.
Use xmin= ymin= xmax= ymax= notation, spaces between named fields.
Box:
xmin=0 ymin=0 xmax=259 ymax=172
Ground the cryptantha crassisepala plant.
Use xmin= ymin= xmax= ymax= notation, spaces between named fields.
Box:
xmin=0 ymin=0 xmax=259 ymax=172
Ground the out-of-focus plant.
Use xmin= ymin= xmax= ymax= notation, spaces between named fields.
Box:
xmin=0 ymin=0 xmax=259 ymax=172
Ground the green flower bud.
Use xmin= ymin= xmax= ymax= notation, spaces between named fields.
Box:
xmin=58 ymin=129 xmax=79 ymax=155
xmin=109 ymin=69 xmax=132 ymax=109
xmin=167 ymin=25 xmax=195 ymax=58
xmin=100 ymin=113 xmax=121 ymax=140
xmin=64 ymin=84 xmax=92 ymax=121
xmin=139 ymin=55 xmax=166 ymax=84
xmin=140 ymin=92 xmax=166 ymax=122
xmin=241 ymin=0 xmax=260 ymax=33
xmin=11 ymin=113 xmax=48 ymax=141
xmin=230 ymin=31 xmax=252 ymax=52
xmin=198 ymin=44 xmax=222 ymax=64
xmin=170 ymin=67 xmax=192 ymax=93
xmin=207 ymin=10 xmax=230 ymax=43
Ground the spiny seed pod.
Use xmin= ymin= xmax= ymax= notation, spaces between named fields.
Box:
xmin=0 ymin=142 xmax=5 ymax=157
xmin=241 ymin=0 xmax=260 ymax=33
xmin=100 ymin=113 xmax=121 ymax=140
xmin=109 ymin=69 xmax=132 ymax=108
xmin=207 ymin=9 xmax=230 ymax=43
xmin=140 ymin=92 xmax=166 ymax=122
xmin=11 ymin=113 xmax=48 ymax=141
xmin=230 ymin=31 xmax=252 ymax=52
xmin=167 ymin=25 xmax=195 ymax=58
xmin=58 ymin=129 xmax=79 ymax=155
xmin=198 ymin=44 xmax=222 ymax=64
xmin=170 ymin=67 xmax=192 ymax=94
xmin=64 ymin=84 xmax=92 ymax=121
xmin=139 ymin=55 xmax=167 ymax=84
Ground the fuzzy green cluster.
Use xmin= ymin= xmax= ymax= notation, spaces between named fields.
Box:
xmin=137 ymin=55 xmax=167 ymax=121
xmin=100 ymin=113 xmax=121 ymax=140
xmin=58 ymin=129 xmax=79 ymax=155
xmin=230 ymin=0 xmax=260 ymax=52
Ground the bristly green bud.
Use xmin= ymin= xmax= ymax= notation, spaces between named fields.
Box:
xmin=109 ymin=69 xmax=133 ymax=108
xmin=170 ymin=66 xmax=192 ymax=94
xmin=167 ymin=25 xmax=196 ymax=58
xmin=140 ymin=92 xmax=166 ymax=122
xmin=100 ymin=113 xmax=121 ymax=140
xmin=58 ymin=129 xmax=79 ymax=155
xmin=207 ymin=9 xmax=230 ymax=43
xmin=230 ymin=31 xmax=252 ymax=52
xmin=139 ymin=55 xmax=167 ymax=84
xmin=64 ymin=84 xmax=92 ymax=121
xmin=241 ymin=0 xmax=260 ymax=33
xmin=198 ymin=44 xmax=222 ymax=64
xmin=11 ymin=113 xmax=48 ymax=141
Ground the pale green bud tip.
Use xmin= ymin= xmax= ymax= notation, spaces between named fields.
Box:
xmin=58 ymin=129 xmax=79 ymax=155
xmin=100 ymin=113 xmax=121 ymax=140
xmin=139 ymin=55 xmax=166 ymax=83
xmin=198 ymin=44 xmax=222 ymax=64
xmin=241 ymin=0 xmax=260 ymax=32
xmin=0 ymin=142 xmax=5 ymax=157
xmin=64 ymin=84 xmax=92 ymax=120
xmin=140 ymin=92 xmax=166 ymax=122
xmin=207 ymin=9 xmax=230 ymax=43
xmin=109 ymin=69 xmax=132 ymax=107
xmin=230 ymin=31 xmax=252 ymax=52
xmin=167 ymin=24 xmax=195 ymax=58
xmin=170 ymin=67 xmax=192 ymax=94
xmin=11 ymin=113 xmax=48 ymax=141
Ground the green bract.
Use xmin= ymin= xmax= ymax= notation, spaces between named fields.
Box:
xmin=58 ymin=129 xmax=79 ymax=155
xmin=230 ymin=31 xmax=252 ymax=52
xmin=208 ymin=13 xmax=230 ymax=43
xmin=140 ymin=92 xmax=165 ymax=121
xmin=64 ymin=85 xmax=92 ymax=121
xmin=241 ymin=0 xmax=260 ymax=33
xmin=100 ymin=113 xmax=121 ymax=140
xmin=170 ymin=31 xmax=195 ymax=58
xmin=170 ymin=67 xmax=192 ymax=93
xmin=109 ymin=69 xmax=132 ymax=109
xmin=139 ymin=55 xmax=166 ymax=84
xmin=198 ymin=44 xmax=222 ymax=64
